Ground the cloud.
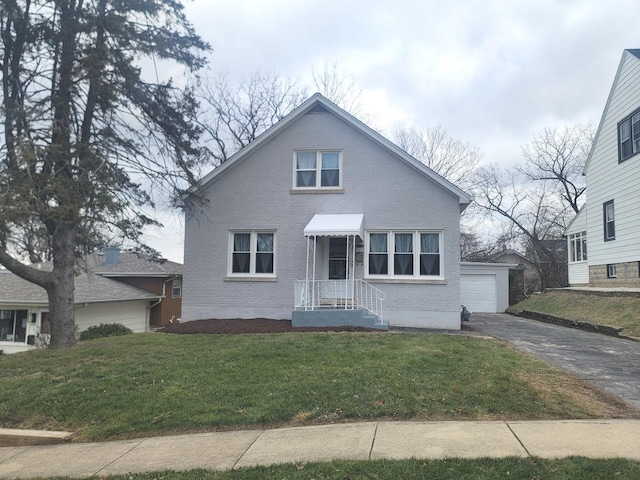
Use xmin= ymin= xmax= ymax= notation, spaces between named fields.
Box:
xmin=147 ymin=0 xmax=640 ymax=261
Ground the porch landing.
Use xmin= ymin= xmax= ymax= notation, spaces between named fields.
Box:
xmin=292 ymin=309 xmax=388 ymax=330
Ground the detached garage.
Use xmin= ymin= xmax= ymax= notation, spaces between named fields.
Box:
xmin=460 ymin=262 xmax=516 ymax=313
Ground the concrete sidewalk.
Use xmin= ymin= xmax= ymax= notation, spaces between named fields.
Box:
xmin=1 ymin=420 xmax=639 ymax=478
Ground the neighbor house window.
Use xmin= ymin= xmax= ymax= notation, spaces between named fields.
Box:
xmin=0 ymin=310 xmax=28 ymax=343
xmin=568 ymin=231 xmax=587 ymax=262
xmin=603 ymin=200 xmax=615 ymax=241
xmin=171 ymin=278 xmax=182 ymax=298
xmin=294 ymin=150 xmax=342 ymax=189
xmin=618 ymin=108 xmax=640 ymax=161
xmin=607 ymin=264 xmax=617 ymax=279
xmin=367 ymin=231 xmax=442 ymax=279
xmin=229 ymin=231 xmax=275 ymax=276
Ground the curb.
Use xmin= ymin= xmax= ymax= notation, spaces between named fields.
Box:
xmin=0 ymin=428 xmax=73 ymax=447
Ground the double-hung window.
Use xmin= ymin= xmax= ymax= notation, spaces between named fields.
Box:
xmin=294 ymin=150 xmax=341 ymax=189
xmin=229 ymin=231 xmax=275 ymax=277
xmin=171 ymin=278 xmax=182 ymax=298
xmin=618 ymin=108 xmax=640 ymax=162
xmin=603 ymin=200 xmax=615 ymax=241
xmin=367 ymin=231 xmax=442 ymax=279
xmin=568 ymin=231 xmax=587 ymax=262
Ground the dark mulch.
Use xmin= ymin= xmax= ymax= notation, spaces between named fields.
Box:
xmin=158 ymin=318 xmax=382 ymax=335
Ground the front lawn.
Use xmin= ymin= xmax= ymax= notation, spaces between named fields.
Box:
xmin=0 ymin=332 xmax=636 ymax=441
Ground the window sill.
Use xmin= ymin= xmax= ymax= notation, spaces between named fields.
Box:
xmin=224 ymin=276 xmax=278 ymax=282
xmin=290 ymin=188 xmax=344 ymax=194
xmin=364 ymin=278 xmax=447 ymax=285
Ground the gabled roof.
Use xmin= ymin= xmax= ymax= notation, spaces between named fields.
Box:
xmin=83 ymin=250 xmax=182 ymax=277
xmin=565 ymin=205 xmax=586 ymax=233
xmin=584 ymin=49 xmax=640 ymax=173
xmin=0 ymin=270 xmax=160 ymax=306
xmin=197 ymin=93 xmax=471 ymax=210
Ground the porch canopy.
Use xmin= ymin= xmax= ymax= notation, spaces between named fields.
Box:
xmin=303 ymin=214 xmax=364 ymax=238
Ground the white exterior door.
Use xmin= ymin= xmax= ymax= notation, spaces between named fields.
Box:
xmin=321 ymin=237 xmax=353 ymax=303
xmin=461 ymin=274 xmax=497 ymax=313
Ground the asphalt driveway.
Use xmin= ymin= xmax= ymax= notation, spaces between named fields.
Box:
xmin=467 ymin=313 xmax=640 ymax=410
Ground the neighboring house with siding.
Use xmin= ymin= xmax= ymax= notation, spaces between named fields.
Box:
xmin=84 ymin=247 xmax=183 ymax=327
xmin=0 ymin=268 xmax=159 ymax=354
xmin=567 ymin=49 xmax=640 ymax=287
xmin=183 ymin=93 xmax=471 ymax=330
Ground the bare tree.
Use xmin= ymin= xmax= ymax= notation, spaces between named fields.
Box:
xmin=311 ymin=60 xmax=371 ymax=123
xmin=519 ymin=124 xmax=594 ymax=214
xmin=198 ymin=71 xmax=308 ymax=166
xmin=393 ymin=124 xmax=481 ymax=191
xmin=197 ymin=62 xmax=378 ymax=167
xmin=473 ymin=163 xmax=571 ymax=290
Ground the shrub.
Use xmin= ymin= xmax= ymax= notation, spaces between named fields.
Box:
xmin=79 ymin=323 xmax=133 ymax=341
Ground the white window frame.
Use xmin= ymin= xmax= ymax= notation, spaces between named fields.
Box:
xmin=607 ymin=264 xmax=617 ymax=279
xmin=227 ymin=230 xmax=276 ymax=278
xmin=568 ymin=231 xmax=587 ymax=263
xmin=365 ymin=230 xmax=444 ymax=280
xmin=171 ymin=278 xmax=182 ymax=298
xmin=292 ymin=150 xmax=343 ymax=190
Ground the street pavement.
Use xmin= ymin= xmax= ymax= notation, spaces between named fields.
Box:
xmin=468 ymin=313 xmax=640 ymax=409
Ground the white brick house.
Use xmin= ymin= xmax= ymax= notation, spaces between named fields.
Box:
xmin=182 ymin=94 xmax=471 ymax=329
xmin=567 ymin=49 xmax=640 ymax=287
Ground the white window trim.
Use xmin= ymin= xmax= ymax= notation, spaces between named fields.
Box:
xmin=607 ymin=264 xmax=617 ymax=279
xmin=171 ymin=278 xmax=182 ymax=298
xmin=364 ymin=230 xmax=444 ymax=281
xmin=292 ymin=150 xmax=343 ymax=190
xmin=568 ymin=231 xmax=587 ymax=263
xmin=227 ymin=230 xmax=277 ymax=279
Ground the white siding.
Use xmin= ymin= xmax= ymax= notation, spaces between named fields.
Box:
xmin=75 ymin=301 xmax=149 ymax=333
xmin=585 ymin=51 xmax=640 ymax=267
xmin=183 ymin=109 xmax=464 ymax=329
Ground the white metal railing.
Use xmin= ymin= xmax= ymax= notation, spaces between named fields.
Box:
xmin=294 ymin=279 xmax=386 ymax=324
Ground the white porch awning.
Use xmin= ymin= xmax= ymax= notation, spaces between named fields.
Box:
xmin=303 ymin=214 xmax=364 ymax=238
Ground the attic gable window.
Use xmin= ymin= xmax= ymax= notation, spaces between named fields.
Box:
xmin=618 ymin=108 xmax=640 ymax=162
xmin=293 ymin=150 xmax=342 ymax=190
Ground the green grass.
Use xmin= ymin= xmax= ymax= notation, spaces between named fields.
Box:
xmin=0 ymin=332 xmax=636 ymax=441
xmin=508 ymin=290 xmax=640 ymax=337
xmin=46 ymin=457 xmax=640 ymax=480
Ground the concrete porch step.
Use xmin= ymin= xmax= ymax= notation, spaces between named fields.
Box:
xmin=292 ymin=308 xmax=388 ymax=330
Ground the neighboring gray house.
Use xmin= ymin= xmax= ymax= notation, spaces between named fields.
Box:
xmin=183 ymin=93 xmax=471 ymax=329
xmin=567 ymin=49 xmax=640 ymax=287
xmin=0 ymin=268 xmax=160 ymax=354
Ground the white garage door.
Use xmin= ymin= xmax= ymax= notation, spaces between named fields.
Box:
xmin=461 ymin=274 xmax=497 ymax=313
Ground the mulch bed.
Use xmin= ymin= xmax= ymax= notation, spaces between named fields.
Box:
xmin=158 ymin=318 xmax=382 ymax=335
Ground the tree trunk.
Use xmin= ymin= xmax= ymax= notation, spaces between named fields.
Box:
xmin=47 ymin=222 xmax=77 ymax=348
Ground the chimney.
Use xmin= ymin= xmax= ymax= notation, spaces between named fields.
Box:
xmin=104 ymin=246 xmax=120 ymax=266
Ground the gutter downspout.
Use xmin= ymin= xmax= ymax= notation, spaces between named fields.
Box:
xmin=147 ymin=277 xmax=173 ymax=330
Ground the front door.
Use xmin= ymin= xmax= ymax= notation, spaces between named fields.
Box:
xmin=322 ymin=237 xmax=353 ymax=304
xmin=328 ymin=238 xmax=347 ymax=280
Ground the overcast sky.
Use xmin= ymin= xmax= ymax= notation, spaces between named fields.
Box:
xmin=147 ymin=0 xmax=640 ymax=262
